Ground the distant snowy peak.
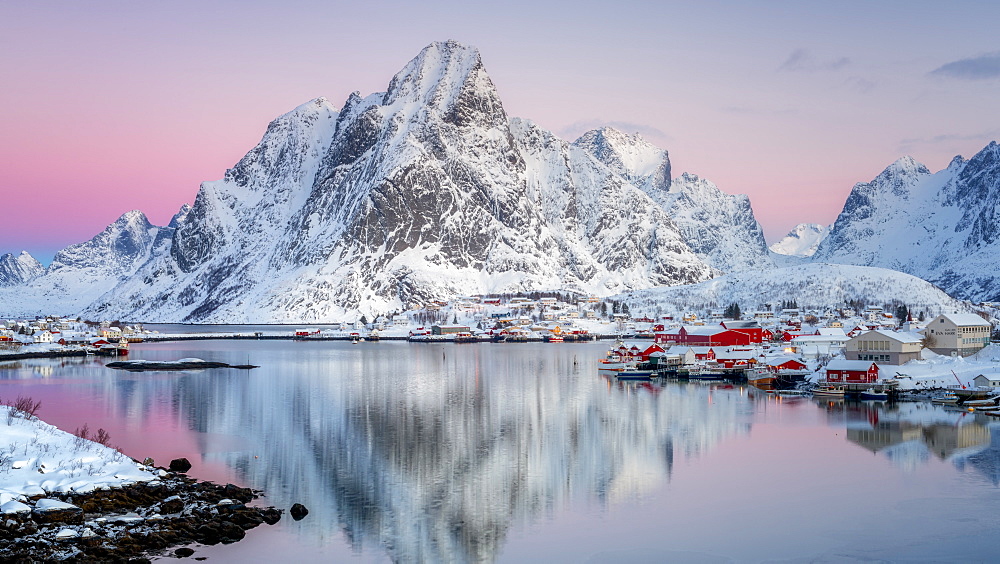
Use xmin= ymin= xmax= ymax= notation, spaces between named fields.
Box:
xmin=48 ymin=210 xmax=160 ymax=276
xmin=0 ymin=251 xmax=43 ymax=287
xmin=769 ymin=223 xmax=829 ymax=257
xmin=573 ymin=127 xmax=670 ymax=187
xmin=815 ymin=140 xmax=1000 ymax=302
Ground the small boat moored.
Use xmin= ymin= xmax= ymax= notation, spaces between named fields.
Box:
xmin=812 ymin=384 xmax=846 ymax=397
xmin=859 ymin=388 xmax=889 ymax=401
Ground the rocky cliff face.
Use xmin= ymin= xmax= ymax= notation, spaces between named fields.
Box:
xmin=78 ymin=41 xmax=719 ymax=322
xmin=814 ymin=142 xmax=1000 ymax=302
xmin=0 ymin=252 xmax=43 ymax=287
xmin=573 ymin=128 xmax=772 ymax=272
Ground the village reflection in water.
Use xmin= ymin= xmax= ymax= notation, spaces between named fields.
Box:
xmin=810 ymin=395 xmax=997 ymax=477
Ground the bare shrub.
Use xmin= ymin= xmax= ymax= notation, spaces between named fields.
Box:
xmin=94 ymin=428 xmax=112 ymax=447
xmin=72 ymin=423 xmax=113 ymax=449
xmin=2 ymin=395 xmax=42 ymax=423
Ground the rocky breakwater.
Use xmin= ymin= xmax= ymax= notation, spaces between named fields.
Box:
xmin=0 ymin=460 xmax=283 ymax=561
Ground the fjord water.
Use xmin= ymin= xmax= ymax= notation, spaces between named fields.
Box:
xmin=2 ymin=340 xmax=999 ymax=562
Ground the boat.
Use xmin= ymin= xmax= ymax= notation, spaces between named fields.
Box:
xmin=812 ymin=384 xmax=846 ymax=397
xmin=931 ymin=392 xmax=960 ymax=405
xmin=745 ymin=367 xmax=776 ymax=389
xmin=950 ymin=386 xmax=996 ymax=402
xmin=859 ymin=388 xmax=889 ymax=401
xmin=616 ymin=369 xmax=656 ymax=380
xmin=775 ymin=389 xmax=810 ymax=396
xmin=962 ymin=397 xmax=999 ymax=408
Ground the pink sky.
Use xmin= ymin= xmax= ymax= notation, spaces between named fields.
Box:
xmin=3 ymin=1 xmax=999 ymax=262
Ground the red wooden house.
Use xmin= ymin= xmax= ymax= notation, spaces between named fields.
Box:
xmin=655 ymin=326 xmax=753 ymax=346
xmin=824 ymin=359 xmax=880 ymax=384
xmin=765 ymin=357 xmax=807 ymax=372
xmin=720 ymin=321 xmax=768 ymax=344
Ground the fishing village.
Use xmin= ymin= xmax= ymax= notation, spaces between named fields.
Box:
xmin=3 ymin=293 xmax=999 ymax=406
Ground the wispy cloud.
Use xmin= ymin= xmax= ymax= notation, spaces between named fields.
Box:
xmin=558 ymin=120 xmax=671 ymax=144
xmin=929 ymin=52 xmax=1000 ymax=80
xmin=898 ymin=129 xmax=1000 ymax=152
xmin=844 ymin=76 xmax=876 ymax=93
xmin=720 ymin=106 xmax=796 ymax=116
xmin=779 ymin=49 xmax=850 ymax=72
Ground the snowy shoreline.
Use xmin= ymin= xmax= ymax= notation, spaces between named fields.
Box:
xmin=0 ymin=405 xmax=282 ymax=560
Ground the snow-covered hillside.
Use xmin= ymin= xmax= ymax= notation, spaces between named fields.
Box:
xmin=814 ymin=143 xmax=1000 ymax=302
xmin=618 ymin=263 xmax=970 ymax=316
xmin=0 ymin=211 xmax=174 ymax=317
xmin=770 ymin=223 xmax=828 ymax=257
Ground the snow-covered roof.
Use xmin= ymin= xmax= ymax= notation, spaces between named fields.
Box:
xmin=816 ymin=328 xmax=847 ymax=337
xmin=722 ymin=320 xmax=760 ymax=329
xmin=766 ymin=356 xmax=806 ymax=367
xmin=714 ymin=350 xmax=758 ymax=360
xmin=792 ymin=334 xmax=849 ymax=344
xmin=938 ymin=313 xmax=991 ymax=327
xmin=854 ymin=329 xmax=923 ymax=344
xmin=683 ymin=325 xmax=727 ymax=335
xmin=826 ymin=359 xmax=879 ymax=371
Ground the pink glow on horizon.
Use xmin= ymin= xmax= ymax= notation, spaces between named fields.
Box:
xmin=3 ymin=2 xmax=998 ymax=261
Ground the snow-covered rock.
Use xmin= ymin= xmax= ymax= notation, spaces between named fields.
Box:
xmin=574 ymin=129 xmax=773 ymax=272
xmin=814 ymin=142 xmax=1000 ymax=302
xmin=770 ymin=223 xmax=829 ymax=257
xmin=0 ymin=251 xmax=43 ymax=287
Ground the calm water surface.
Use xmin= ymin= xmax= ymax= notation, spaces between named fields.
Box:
xmin=1 ymin=340 xmax=998 ymax=562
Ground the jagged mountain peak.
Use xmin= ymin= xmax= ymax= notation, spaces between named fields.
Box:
xmin=876 ymin=155 xmax=930 ymax=187
xmin=380 ymin=40 xmax=505 ymax=128
xmin=573 ymin=127 xmax=667 ymax=183
xmin=168 ymin=204 xmax=192 ymax=229
xmin=49 ymin=209 xmax=157 ymax=274
xmin=0 ymin=251 xmax=43 ymax=287
xmin=814 ymin=139 xmax=1000 ymax=302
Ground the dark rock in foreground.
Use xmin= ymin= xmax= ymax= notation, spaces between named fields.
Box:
xmin=0 ymin=472 xmax=282 ymax=561
xmin=289 ymin=503 xmax=308 ymax=521
xmin=169 ymin=457 xmax=193 ymax=472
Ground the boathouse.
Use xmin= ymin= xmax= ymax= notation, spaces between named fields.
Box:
xmin=825 ymin=359 xmax=880 ymax=384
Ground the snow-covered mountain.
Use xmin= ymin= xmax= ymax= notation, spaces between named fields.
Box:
xmin=75 ymin=41 xmax=721 ymax=322
xmin=0 ymin=210 xmax=174 ymax=317
xmin=619 ymin=263 xmax=970 ymax=317
xmin=0 ymin=251 xmax=43 ymax=287
xmin=814 ymin=142 xmax=1000 ymax=302
xmin=574 ymin=129 xmax=773 ymax=272
xmin=770 ymin=223 xmax=828 ymax=257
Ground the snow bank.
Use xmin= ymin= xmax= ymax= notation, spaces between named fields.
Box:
xmin=0 ymin=406 xmax=156 ymax=505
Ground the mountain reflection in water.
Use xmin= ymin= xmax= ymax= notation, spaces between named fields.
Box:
xmin=3 ymin=340 xmax=1000 ymax=562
